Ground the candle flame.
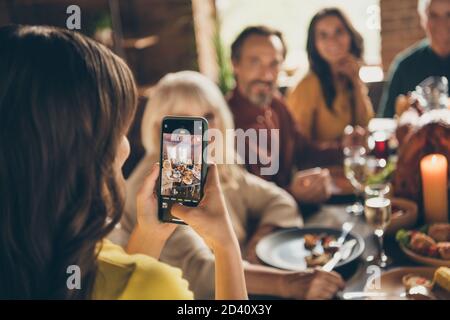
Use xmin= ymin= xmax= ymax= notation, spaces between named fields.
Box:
xmin=431 ymin=155 xmax=438 ymax=164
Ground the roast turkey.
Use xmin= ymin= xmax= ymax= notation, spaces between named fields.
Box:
xmin=393 ymin=109 xmax=450 ymax=202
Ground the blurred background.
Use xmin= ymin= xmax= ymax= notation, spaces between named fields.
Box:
xmin=0 ymin=0 xmax=428 ymax=175
xmin=0 ymin=0 xmax=426 ymax=95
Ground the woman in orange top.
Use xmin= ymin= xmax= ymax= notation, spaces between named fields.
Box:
xmin=287 ymin=8 xmax=374 ymax=142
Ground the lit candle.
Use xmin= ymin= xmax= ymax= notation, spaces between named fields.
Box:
xmin=420 ymin=154 xmax=448 ymax=223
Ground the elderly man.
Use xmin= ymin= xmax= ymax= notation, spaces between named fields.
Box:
xmin=378 ymin=0 xmax=450 ymax=118
xmin=227 ymin=25 xmax=343 ymax=205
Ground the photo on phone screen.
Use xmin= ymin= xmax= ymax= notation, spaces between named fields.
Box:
xmin=158 ymin=116 xmax=208 ymax=224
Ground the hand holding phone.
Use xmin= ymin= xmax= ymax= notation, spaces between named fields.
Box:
xmin=158 ymin=116 xmax=208 ymax=224
xmin=126 ymin=163 xmax=177 ymax=258
xmin=172 ymin=163 xmax=248 ymax=299
xmin=131 ymin=160 xmax=247 ymax=299
xmin=171 ymin=163 xmax=237 ymax=250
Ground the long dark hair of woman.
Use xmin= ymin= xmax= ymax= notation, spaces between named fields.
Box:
xmin=306 ymin=8 xmax=364 ymax=112
xmin=0 ymin=25 xmax=137 ymax=299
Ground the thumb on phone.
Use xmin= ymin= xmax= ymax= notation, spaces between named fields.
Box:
xmin=171 ymin=202 xmax=194 ymax=221
xmin=137 ymin=163 xmax=160 ymax=200
xmin=201 ymin=163 xmax=221 ymax=200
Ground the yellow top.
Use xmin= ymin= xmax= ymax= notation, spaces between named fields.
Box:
xmin=93 ymin=239 xmax=194 ymax=300
xmin=286 ymin=72 xmax=374 ymax=142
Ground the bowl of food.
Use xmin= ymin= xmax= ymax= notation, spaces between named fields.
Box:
xmin=396 ymin=223 xmax=450 ymax=267
xmin=363 ymin=266 xmax=450 ymax=300
xmin=402 ymin=273 xmax=434 ymax=291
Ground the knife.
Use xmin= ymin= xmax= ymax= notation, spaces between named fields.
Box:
xmin=340 ymin=291 xmax=390 ymax=300
xmin=321 ymin=239 xmax=357 ymax=272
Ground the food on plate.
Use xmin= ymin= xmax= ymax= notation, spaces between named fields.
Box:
xmin=437 ymin=242 xmax=450 ymax=260
xmin=303 ymin=233 xmax=337 ymax=251
xmin=428 ymin=223 xmax=450 ymax=242
xmin=396 ymin=223 xmax=450 ymax=260
xmin=433 ymin=267 xmax=450 ymax=292
xmin=305 ymin=253 xmax=332 ymax=267
xmin=410 ymin=232 xmax=438 ymax=256
xmin=402 ymin=273 xmax=433 ymax=291
xmin=303 ymin=234 xmax=317 ymax=249
xmin=303 ymin=233 xmax=339 ymax=267
xmin=182 ymin=176 xmax=193 ymax=185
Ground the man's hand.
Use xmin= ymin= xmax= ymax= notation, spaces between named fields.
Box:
xmin=290 ymin=168 xmax=332 ymax=204
xmin=277 ymin=268 xmax=345 ymax=300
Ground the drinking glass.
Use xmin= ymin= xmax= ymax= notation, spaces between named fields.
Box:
xmin=343 ymin=146 xmax=367 ymax=215
xmin=364 ymin=197 xmax=392 ymax=267
xmin=364 ymin=183 xmax=390 ymax=199
xmin=368 ymin=130 xmax=389 ymax=160
xmin=413 ymin=76 xmax=449 ymax=111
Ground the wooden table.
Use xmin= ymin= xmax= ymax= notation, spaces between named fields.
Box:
xmin=303 ymin=202 xmax=419 ymax=295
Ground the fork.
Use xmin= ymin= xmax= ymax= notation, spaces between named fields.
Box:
xmin=328 ymin=221 xmax=355 ymax=249
xmin=322 ymin=239 xmax=357 ymax=272
xmin=337 ymin=222 xmax=354 ymax=245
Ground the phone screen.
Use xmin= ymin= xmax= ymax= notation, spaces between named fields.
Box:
xmin=158 ymin=116 xmax=207 ymax=224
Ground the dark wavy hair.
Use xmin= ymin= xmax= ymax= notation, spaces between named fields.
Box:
xmin=0 ymin=25 xmax=137 ymax=299
xmin=306 ymin=8 xmax=364 ymax=112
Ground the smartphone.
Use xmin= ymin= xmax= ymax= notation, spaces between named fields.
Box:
xmin=158 ymin=116 xmax=208 ymax=224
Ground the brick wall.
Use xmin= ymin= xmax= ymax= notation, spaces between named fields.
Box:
xmin=380 ymin=0 xmax=426 ymax=73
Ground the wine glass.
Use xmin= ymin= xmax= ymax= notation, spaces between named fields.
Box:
xmin=367 ymin=130 xmax=390 ymax=160
xmin=413 ymin=76 xmax=448 ymax=111
xmin=364 ymin=183 xmax=390 ymax=199
xmin=364 ymin=197 xmax=392 ymax=267
xmin=343 ymin=145 xmax=367 ymax=215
